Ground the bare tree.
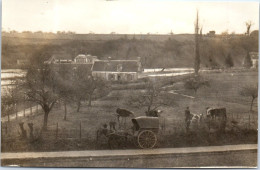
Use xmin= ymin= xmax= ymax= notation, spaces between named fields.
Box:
xmin=56 ymin=65 xmax=74 ymax=120
xmin=24 ymin=65 xmax=60 ymax=130
xmin=86 ymin=76 xmax=108 ymax=107
xmin=127 ymin=80 xmax=174 ymax=114
xmin=245 ymin=21 xmax=253 ymax=36
xmin=71 ymin=65 xmax=108 ymax=112
xmin=72 ymin=66 xmax=91 ymax=112
xmin=240 ymin=84 xmax=258 ymax=112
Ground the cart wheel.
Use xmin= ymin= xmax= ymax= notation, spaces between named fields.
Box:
xmin=137 ymin=130 xmax=157 ymax=149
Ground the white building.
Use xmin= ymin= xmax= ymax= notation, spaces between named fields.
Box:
xmin=92 ymin=58 xmax=142 ymax=81
xmin=74 ymin=54 xmax=98 ymax=64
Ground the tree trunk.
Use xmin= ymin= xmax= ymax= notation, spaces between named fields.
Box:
xmin=43 ymin=112 xmax=49 ymax=130
xmin=250 ymin=97 xmax=255 ymax=112
xmin=88 ymin=94 xmax=92 ymax=107
xmin=77 ymin=100 xmax=81 ymax=112
xmin=64 ymin=101 xmax=67 ymax=120
xmin=148 ymin=91 xmax=154 ymax=113
xmin=147 ymin=106 xmax=151 ymax=112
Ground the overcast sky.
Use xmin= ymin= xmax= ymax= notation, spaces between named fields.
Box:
xmin=2 ymin=0 xmax=259 ymax=34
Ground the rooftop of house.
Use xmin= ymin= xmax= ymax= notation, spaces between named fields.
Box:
xmin=92 ymin=60 xmax=140 ymax=72
xmin=75 ymin=54 xmax=98 ymax=59
xmin=50 ymin=63 xmax=93 ymax=71
xmin=75 ymin=54 xmax=87 ymax=59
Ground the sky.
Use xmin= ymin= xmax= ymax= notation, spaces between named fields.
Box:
xmin=2 ymin=0 xmax=259 ymax=34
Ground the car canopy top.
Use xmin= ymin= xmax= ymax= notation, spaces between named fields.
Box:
xmin=132 ymin=116 xmax=159 ymax=130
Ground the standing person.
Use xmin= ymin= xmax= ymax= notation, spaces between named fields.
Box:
xmin=185 ymin=107 xmax=192 ymax=132
xmin=109 ymin=120 xmax=116 ymax=131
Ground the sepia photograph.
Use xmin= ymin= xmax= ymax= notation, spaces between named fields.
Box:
xmin=1 ymin=0 xmax=258 ymax=168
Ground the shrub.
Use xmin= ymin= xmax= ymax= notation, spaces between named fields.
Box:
xmin=243 ymin=52 xmax=253 ymax=68
xmin=225 ymin=53 xmax=234 ymax=68
xmin=184 ymin=75 xmax=210 ymax=94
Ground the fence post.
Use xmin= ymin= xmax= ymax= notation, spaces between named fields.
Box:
xmin=163 ymin=118 xmax=166 ymax=132
xmin=30 ymin=103 xmax=32 ymax=115
xmin=5 ymin=124 xmax=8 ymax=135
xmin=248 ymin=114 xmax=250 ymax=129
xmin=15 ymin=104 xmax=18 ymax=119
xmin=79 ymin=121 xmax=82 ymax=141
xmin=56 ymin=123 xmax=58 ymax=140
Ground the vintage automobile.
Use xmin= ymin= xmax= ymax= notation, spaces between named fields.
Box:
xmin=106 ymin=116 xmax=159 ymax=149
xmin=132 ymin=116 xmax=159 ymax=148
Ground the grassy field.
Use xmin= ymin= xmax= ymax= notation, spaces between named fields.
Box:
xmin=1 ymin=69 xmax=258 ymax=152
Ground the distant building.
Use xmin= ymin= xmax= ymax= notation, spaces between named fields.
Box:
xmin=92 ymin=58 xmax=142 ymax=81
xmin=44 ymin=53 xmax=73 ymax=64
xmin=44 ymin=53 xmax=98 ymax=64
xmin=74 ymin=54 xmax=98 ymax=64
xmin=250 ymin=52 xmax=259 ymax=68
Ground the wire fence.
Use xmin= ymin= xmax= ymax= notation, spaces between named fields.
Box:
xmin=2 ymin=104 xmax=42 ymax=123
xmin=1 ymin=109 xmax=258 ymax=150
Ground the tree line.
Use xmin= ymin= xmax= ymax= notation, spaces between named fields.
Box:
xmin=2 ymin=29 xmax=258 ymax=69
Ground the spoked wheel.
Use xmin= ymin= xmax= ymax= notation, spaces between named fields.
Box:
xmin=137 ymin=130 xmax=157 ymax=149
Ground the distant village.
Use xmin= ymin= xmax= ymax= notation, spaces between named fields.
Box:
xmin=44 ymin=53 xmax=142 ymax=81
xmin=18 ymin=48 xmax=258 ymax=83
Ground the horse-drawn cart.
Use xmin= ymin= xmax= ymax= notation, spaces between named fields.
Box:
xmin=99 ymin=116 xmax=160 ymax=149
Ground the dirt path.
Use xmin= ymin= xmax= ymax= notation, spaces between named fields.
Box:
xmin=1 ymin=144 xmax=257 ymax=168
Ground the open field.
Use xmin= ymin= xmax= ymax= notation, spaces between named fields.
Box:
xmin=1 ymin=69 xmax=258 ymax=152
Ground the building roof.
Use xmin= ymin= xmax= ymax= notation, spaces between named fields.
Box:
xmin=92 ymin=60 xmax=140 ymax=72
xmin=75 ymin=54 xmax=98 ymax=59
xmin=75 ymin=54 xmax=87 ymax=59
xmin=50 ymin=63 xmax=93 ymax=72
xmin=44 ymin=53 xmax=73 ymax=64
